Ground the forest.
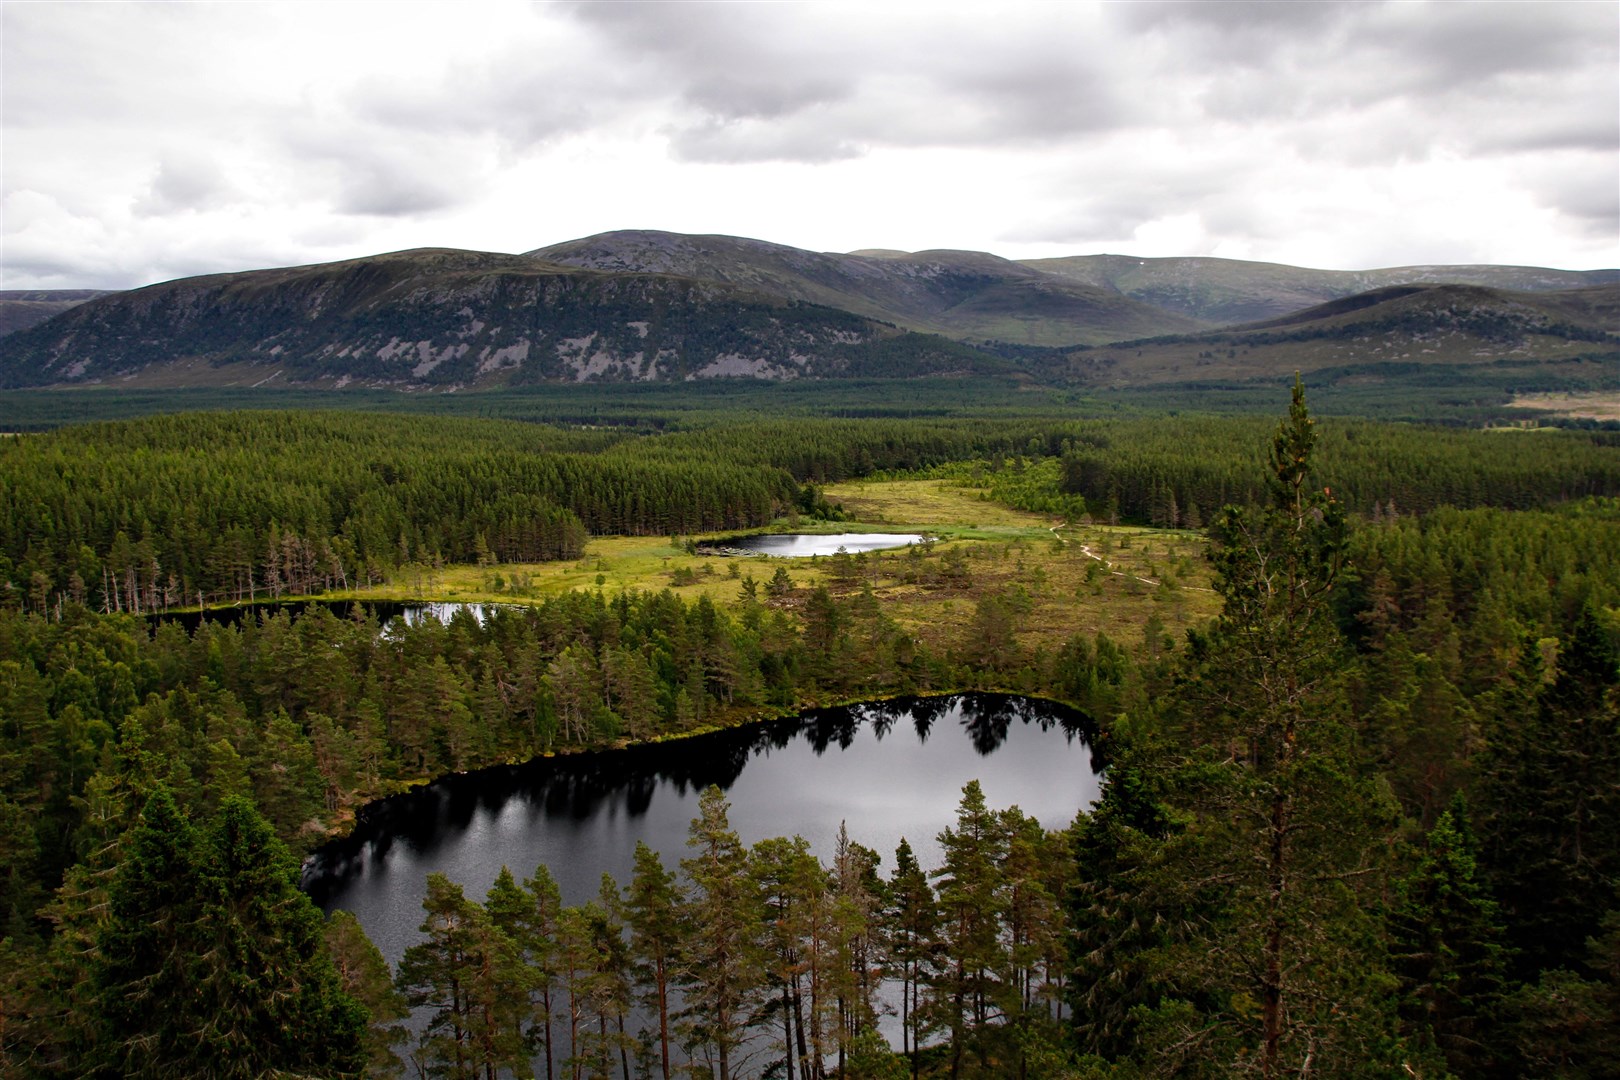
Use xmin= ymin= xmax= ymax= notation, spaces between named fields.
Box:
xmin=0 ymin=383 xmax=1616 ymax=1077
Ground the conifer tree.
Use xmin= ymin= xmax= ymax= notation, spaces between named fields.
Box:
xmin=679 ymin=785 xmax=765 ymax=1080
xmin=93 ymin=790 xmax=366 ymax=1078
xmin=622 ymin=842 xmax=687 ymax=1080
xmin=1478 ymin=603 xmax=1620 ymax=977
xmin=396 ymin=873 xmax=482 ymax=1079
xmin=326 ymin=909 xmax=409 ymax=1079
xmin=929 ymin=780 xmax=1006 ymax=1078
xmin=1388 ymin=795 xmax=1510 ymax=1075
xmin=751 ymin=834 xmax=823 ymax=1080
xmin=885 ymin=837 xmax=938 ymax=1079
xmin=1100 ymin=379 xmax=1409 ymax=1077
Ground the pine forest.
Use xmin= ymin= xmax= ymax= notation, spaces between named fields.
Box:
xmin=1 ymin=384 xmax=1617 ymax=1078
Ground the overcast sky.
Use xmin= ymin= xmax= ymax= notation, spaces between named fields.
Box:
xmin=3 ymin=0 xmax=1616 ymax=290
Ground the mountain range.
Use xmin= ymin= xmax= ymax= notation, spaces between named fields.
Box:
xmin=1 ymin=231 xmax=1615 ymax=390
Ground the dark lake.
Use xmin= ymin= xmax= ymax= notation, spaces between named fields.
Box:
xmin=302 ymin=693 xmax=1101 ymax=968
xmin=151 ymin=599 xmax=500 ymax=633
xmin=723 ymin=532 xmax=925 ymax=556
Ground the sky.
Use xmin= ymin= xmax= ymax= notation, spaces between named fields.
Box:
xmin=2 ymin=0 xmax=1616 ymax=290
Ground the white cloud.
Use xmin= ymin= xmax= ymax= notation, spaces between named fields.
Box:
xmin=1 ymin=0 xmax=1614 ymax=289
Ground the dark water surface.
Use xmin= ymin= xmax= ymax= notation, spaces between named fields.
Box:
xmin=152 ymin=599 xmax=501 ymax=633
xmin=303 ymin=693 xmax=1101 ymax=967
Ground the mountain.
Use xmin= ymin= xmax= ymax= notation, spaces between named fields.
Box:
xmin=1019 ymin=254 xmax=1620 ymax=326
xmin=530 ymin=231 xmax=1206 ymax=346
xmin=4 ymin=233 xmax=1613 ymax=392
xmin=0 ymin=290 xmax=113 ymax=337
xmin=1045 ymin=282 xmax=1620 ymax=387
xmin=0 ymin=249 xmax=1009 ymax=389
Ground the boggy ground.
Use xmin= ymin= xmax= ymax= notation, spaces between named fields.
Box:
xmin=336 ymin=476 xmax=1220 ymax=661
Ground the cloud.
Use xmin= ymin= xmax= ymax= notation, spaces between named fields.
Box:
xmin=2 ymin=1 xmax=1616 ymax=288
xmin=135 ymin=153 xmax=238 ymax=216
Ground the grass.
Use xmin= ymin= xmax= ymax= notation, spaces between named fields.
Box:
xmin=332 ymin=476 xmax=1222 ymax=662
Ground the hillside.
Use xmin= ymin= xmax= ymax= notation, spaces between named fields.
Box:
xmin=1021 ymin=253 xmax=1620 ymax=325
xmin=530 ymin=230 xmax=1206 ymax=346
xmin=0 ymin=290 xmax=112 ymax=337
xmin=0 ymin=249 xmax=1009 ymax=389
xmin=5 ymin=234 xmax=1614 ymax=394
xmin=1043 ymin=282 xmax=1620 ymax=387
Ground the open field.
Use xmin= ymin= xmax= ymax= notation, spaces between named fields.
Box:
xmin=334 ymin=475 xmax=1220 ymax=660
xmin=1509 ymin=392 xmax=1620 ymax=422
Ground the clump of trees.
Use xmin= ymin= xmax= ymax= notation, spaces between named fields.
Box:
xmin=2 ymin=387 xmax=1619 ymax=1076
xmin=388 ymin=782 xmax=1071 ymax=1080
xmin=1065 ymin=380 xmax=1620 ymax=1077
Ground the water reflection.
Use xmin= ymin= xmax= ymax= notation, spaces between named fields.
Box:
xmin=150 ymin=598 xmax=503 ymax=634
xmin=722 ymin=533 xmax=925 ymax=557
xmin=305 ymin=693 xmax=1100 ymax=969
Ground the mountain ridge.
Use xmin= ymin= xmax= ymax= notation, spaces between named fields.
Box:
xmin=2 ymin=232 xmax=1614 ymax=391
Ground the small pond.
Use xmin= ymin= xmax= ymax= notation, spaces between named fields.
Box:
xmin=151 ymin=599 xmax=502 ymax=633
xmin=721 ymin=532 xmax=926 ymax=557
xmin=303 ymin=692 xmax=1100 ymax=968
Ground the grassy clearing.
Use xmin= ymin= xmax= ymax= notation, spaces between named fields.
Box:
xmin=1508 ymin=392 xmax=1620 ymax=422
xmin=333 ymin=476 xmax=1220 ymax=659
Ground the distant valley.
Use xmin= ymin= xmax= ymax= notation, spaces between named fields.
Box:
xmin=1 ymin=231 xmax=1615 ymax=392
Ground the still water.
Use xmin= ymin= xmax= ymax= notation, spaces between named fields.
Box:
xmin=152 ymin=599 xmax=501 ymax=633
xmin=303 ymin=693 xmax=1101 ymax=967
xmin=723 ymin=533 xmax=925 ymax=557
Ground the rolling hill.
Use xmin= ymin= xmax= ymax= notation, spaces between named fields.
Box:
xmin=0 ymin=290 xmax=112 ymax=337
xmin=0 ymin=249 xmax=1008 ymax=389
xmin=2 ymin=232 xmax=1614 ymax=393
xmin=1036 ymin=282 xmax=1620 ymax=388
xmin=1020 ymin=254 xmax=1620 ymax=325
xmin=530 ymin=231 xmax=1206 ymax=346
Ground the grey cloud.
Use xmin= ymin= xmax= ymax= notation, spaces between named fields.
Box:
xmin=1112 ymin=0 xmax=1367 ymax=69
xmin=1004 ymin=171 xmax=1239 ymax=247
xmin=279 ymin=129 xmax=483 ymax=218
xmin=135 ymin=153 xmax=236 ymax=216
xmin=560 ymin=1 xmax=1130 ymax=158
xmin=345 ymin=53 xmax=629 ymax=151
xmin=666 ymin=117 xmax=864 ymax=165
xmin=1117 ymin=0 xmax=1364 ymax=34
xmin=685 ymin=74 xmax=852 ymax=123
xmin=1385 ymin=2 xmax=1616 ymax=91
xmin=334 ymin=170 xmax=464 ymax=218
xmin=1528 ymin=164 xmax=1620 ymax=232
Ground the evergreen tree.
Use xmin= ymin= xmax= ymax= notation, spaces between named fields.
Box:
xmin=325 ymin=909 xmax=409 ymax=1079
xmin=1478 ymin=604 xmax=1620 ymax=977
xmin=679 ymin=786 xmax=765 ymax=1080
xmin=928 ymin=780 xmax=1006 ymax=1078
xmin=751 ymin=834 xmax=823 ymax=1080
xmin=622 ymin=843 xmax=686 ymax=1080
xmin=1387 ymin=795 xmax=1510 ymax=1075
xmin=885 ymin=837 xmax=938 ymax=1079
xmin=93 ymin=790 xmax=366 ymax=1078
xmin=396 ymin=872 xmax=481 ymax=1079
xmin=1094 ymin=379 xmax=1410 ymax=1077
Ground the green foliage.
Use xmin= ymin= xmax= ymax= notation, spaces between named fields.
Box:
xmin=1387 ymin=796 xmax=1510 ymax=1074
xmin=92 ymin=789 xmax=365 ymax=1079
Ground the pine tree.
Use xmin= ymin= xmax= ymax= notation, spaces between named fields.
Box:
xmin=751 ymin=834 xmax=822 ymax=1080
xmin=679 ymin=786 xmax=765 ymax=1080
xmin=1100 ymin=379 xmax=1409 ymax=1077
xmin=885 ymin=837 xmax=938 ymax=1079
xmin=929 ymin=780 xmax=1007 ymax=1078
xmin=325 ymin=909 xmax=409 ymax=1079
xmin=396 ymin=872 xmax=481 ymax=1079
xmin=622 ymin=843 xmax=686 ymax=1080
xmin=93 ymin=790 xmax=366 ymax=1078
xmin=1479 ymin=604 xmax=1620 ymax=977
xmin=1388 ymin=795 xmax=1510 ymax=1075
